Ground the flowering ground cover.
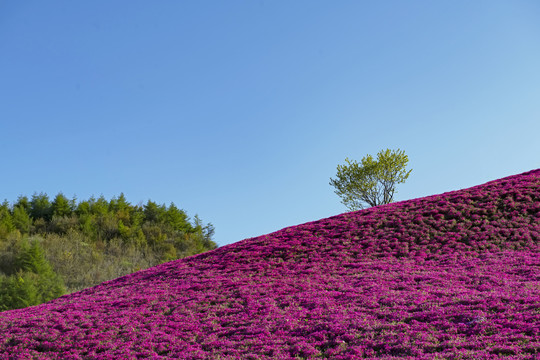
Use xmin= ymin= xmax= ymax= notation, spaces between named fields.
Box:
xmin=1 ymin=169 xmax=540 ymax=359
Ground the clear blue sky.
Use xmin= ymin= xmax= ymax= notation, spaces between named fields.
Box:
xmin=1 ymin=1 xmax=539 ymax=246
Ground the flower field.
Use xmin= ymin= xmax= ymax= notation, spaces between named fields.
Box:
xmin=1 ymin=170 xmax=540 ymax=359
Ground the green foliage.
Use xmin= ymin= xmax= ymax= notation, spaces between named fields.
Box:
xmin=15 ymin=239 xmax=50 ymax=274
xmin=78 ymin=213 xmax=96 ymax=239
xmin=52 ymin=193 xmax=74 ymax=217
xmin=75 ymin=200 xmax=91 ymax=216
xmin=0 ymin=272 xmax=39 ymax=311
xmin=109 ymin=193 xmax=129 ymax=213
xmin=166 ymin=203 xmax=190 ymax=232
xmin=0 ymin=202 xmax=15 ymax=238
xmin=14 ymin=196 xmax=30 ymax=212
xmin=30 ymin=192 xmax=53 ymax=221
xmin=50 ymin=214 xmax=79 ymax=234
xmin=0 ymin=192 xmax=218 ymax=309
xmin=0 ymin=239 xmax=65 ymax=311
xmin=144 ymin=200 xmax=166 ymax=223
xmin=90 ymin=195 xmax=109 ymax=216
xmin=330 ymin=148 xmax=412 ymax=211
xmin=16 ymin=239 xmax=65 ymax=299
xmin=12 ymin=206 xmax=31 ymax=234
xmin=96 ymin=213 xmax=120 ymax=241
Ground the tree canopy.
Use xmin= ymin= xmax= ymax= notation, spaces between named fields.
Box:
xmin=330 ymin=149 xmax=412 ymax=211
xmin=0 ymin=192 xmax=217 ymax=311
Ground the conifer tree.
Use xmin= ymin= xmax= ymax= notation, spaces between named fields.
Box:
xmin=166 ymin=203 xmax=190 ymax=232
xmin=0 ymin=239 xmax=65 ymax=310
xmin=12 ymin=206 xmax=31 ymax=234
xmin=52 ymin=193 xmax=73 ymax=217
xmin=90 ymin=196 xmax=109 ymax=216
xmin=109 ymin=193 xmax=129 ymax=213
xmin=30 ymin=193 xmax=53 ymax=221
xmin=0 ymin=272 xmax=39 ymax=311
xmin=0 ymin=202 xmax=14 ymax=238
xmin=144 ymin=201 xmax=166 ymax=223
xmin=14 ymin=196 xmax=30 ymax=212
xmin=16 ymin=240 xmax=64 ymax=298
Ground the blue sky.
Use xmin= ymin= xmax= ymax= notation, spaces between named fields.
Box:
xmin=1 ymin=1 xmax=540 ymax=246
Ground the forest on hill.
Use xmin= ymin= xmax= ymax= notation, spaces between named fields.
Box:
xmin=0 ymin=192 xmax=217 ymax=311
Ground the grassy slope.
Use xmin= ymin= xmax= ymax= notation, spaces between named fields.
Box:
xmin=1 ymin=170 xmax=540 ymax=359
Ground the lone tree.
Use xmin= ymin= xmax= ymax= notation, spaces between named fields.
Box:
xmin=330 ymin=148 xmax=412 ymax=211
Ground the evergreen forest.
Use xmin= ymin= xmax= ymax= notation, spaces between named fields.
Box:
xmin=0 ymin=192 xmax=217 ymax=311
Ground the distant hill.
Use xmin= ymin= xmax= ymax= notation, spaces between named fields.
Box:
xmin=1 ymin=170 xmax=540 ymax=359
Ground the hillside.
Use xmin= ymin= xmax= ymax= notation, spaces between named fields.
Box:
xmin=1 ymin=170 xmax=540 ymax=359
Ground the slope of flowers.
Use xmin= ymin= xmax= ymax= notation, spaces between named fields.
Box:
xmin=1 ymin=170 xmax=540 ymax=359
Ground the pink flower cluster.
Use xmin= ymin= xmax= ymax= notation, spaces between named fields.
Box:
xmin=1 ymin=170 xmax=540 ymax=359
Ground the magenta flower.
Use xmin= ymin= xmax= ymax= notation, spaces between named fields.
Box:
xmin=1 ymin=169 xmax=540 ymax=359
